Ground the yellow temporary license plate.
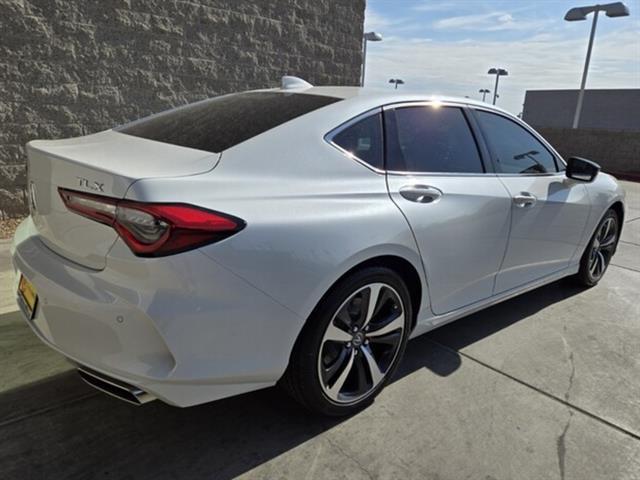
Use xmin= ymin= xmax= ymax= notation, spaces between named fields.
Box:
xmin=18 ymin=274 xmax=38 ymax=319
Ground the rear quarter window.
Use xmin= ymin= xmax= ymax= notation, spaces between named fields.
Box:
xmin=330 ymin=112 xmax=384 ymax=170
xmin=118 ymin=92 xmax=342 ymax=153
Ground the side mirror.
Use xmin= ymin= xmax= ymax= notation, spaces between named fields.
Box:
xmin=566 ymin=157 xmax=600 ymax=182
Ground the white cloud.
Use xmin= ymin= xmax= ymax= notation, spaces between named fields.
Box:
xmin=364 ymin=8 xmax=393 ymax=31
xmin=363 ymin=26 xmax=640 ymax=115
xmin=433 ymin=11 xmax=549 ymax=32
xmin=365 ymin=7 xmax=427 ymax=36
xmin=412 ymin=1 xmax=458 ymax=12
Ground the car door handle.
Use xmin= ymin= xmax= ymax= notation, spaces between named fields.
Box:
xmin=399 ymin=185 xmax=443 ymax=204
xmin=513 ymin=192 xmax=537 ymax=208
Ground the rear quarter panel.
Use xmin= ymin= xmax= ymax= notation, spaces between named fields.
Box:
xmin=124 ymin=107 xmax=429 ymax=326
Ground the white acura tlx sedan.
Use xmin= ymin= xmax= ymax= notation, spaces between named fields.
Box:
xmin=12 ymin=77 xmax=625 ymax=416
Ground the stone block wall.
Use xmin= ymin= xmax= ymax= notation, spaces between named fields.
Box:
xmin=0 ymin=0 xmax=365 ymax=216
xmin=537 ymin=128 xmax=640 ymax=180
xmin=524 ymin=89 xmax=640 ymax=132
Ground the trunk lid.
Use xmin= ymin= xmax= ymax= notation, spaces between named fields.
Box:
xmin=26 ymin=130 xmax=219 ymax=269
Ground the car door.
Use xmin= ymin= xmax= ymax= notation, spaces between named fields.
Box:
xmin=471 ymin=109 xmax=591 ymax=293
xmin=384 ymin=103 xmax=512 ymax=315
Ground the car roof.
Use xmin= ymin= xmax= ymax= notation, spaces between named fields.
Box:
xmin=262 ymin=85 xmax=514 ymax=118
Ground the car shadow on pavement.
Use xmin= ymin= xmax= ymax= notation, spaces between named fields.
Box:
xmin=0 ymin=278 xmax=585 ymax=479
xmin=384 ymin=277 xmax=585 ymax=383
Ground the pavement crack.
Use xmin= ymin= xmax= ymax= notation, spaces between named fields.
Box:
xmin=561 ymin=330 xmax=576 ymax=403
xmin=556 ymin=411 xmax=573 ymax=480
xmin=324 ymin=436 xmax=375 ymax=480
xmin=565 ymin=351 xmax=575 ymax=403
xmin=426 ymin=338 xmax=640 ymax=441
xmin=0 ymin=392 xmax=99 ymax=428
xmin=610 ymin=263 xmax=640 ymax=274
xmin=304 ymin=441 xmax=323 ymax=480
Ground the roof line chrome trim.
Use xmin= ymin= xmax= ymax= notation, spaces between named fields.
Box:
xmin=324 ymin=99 xmax=566 ymax=178
xmin=386 ymin=171 xmax=498 ymax=177
xmin=381 ymin=99 xmax=471 ymax=111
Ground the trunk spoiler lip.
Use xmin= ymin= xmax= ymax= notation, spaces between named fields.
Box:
xmin=26 ymin=130 xmax=222 ymax=182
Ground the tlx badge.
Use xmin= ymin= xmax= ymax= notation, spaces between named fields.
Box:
xmin=77 ymin=177 xmax=105 ymax=192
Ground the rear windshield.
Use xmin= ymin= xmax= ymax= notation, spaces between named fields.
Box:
xmin=118 ymin=91 xmax=342 ymax=153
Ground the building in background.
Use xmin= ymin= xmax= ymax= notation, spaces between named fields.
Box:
xmin=0 ymin=0 xmax=366 ymax=216
xmin=523 ymin=89 xmax=640 ymax=180
xmin=523 ymin=89 xmax=640 ymax=131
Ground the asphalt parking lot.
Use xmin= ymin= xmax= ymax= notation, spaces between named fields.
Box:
xmin=1 ymin=180 xmax=639 ymax=480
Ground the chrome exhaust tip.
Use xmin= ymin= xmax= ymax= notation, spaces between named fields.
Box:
xmin=77 ymin=367 xmax=155 ymax=406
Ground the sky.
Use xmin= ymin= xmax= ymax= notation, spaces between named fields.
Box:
xmin=363 ymin=0 xmax=640 ymax=114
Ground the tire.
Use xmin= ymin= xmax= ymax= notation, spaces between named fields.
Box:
xmin=280 ymin=266 xmax=412 ymax=416
xmin=575 ymin=208 xmax=620 ymax=287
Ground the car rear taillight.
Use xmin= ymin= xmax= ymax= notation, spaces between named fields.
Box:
xmin=58 ymin=188 xmax=244 ymax=257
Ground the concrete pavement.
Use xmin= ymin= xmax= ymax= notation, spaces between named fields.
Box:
xmin=1 ymin=181 xmax=639 ymax=479
xmin=0 ymin=239 xmax=15 ymax=315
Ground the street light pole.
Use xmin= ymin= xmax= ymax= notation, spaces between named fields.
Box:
xmin=487 ymin=68 xmax=508 ymax=105
xmin=389 ymin=78 xmax=405 ymax=89
xmin=361 ymin=32 xmax=383 ymax=86
xmin=573 ymin=10 xmax=599 ymax=128
xmin=362 ymin=40 xmax=368 ymax=86
xmin=565 ymin=2 xmax=630 ymax=128
xmin=479 ymin=88 xmax=490 ymax=102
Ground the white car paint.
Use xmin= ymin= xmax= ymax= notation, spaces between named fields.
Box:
xmin=12 ymin=85 xmax=625 ymax=407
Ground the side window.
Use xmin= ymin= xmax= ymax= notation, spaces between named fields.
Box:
xmin=332 ymin=113 xmax=384 ymax=170
xmin=386 ymin=106 xmax=484 ymax=173
xmin=475 ymin=110 xmax=558 ymax=174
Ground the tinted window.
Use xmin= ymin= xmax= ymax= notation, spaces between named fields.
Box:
xmin=387 ymin=106 xmax=483 ymax=173
xmin=119 ymin=92 xmax=342 ymax=153
xmin=332 ymin=113 xmax=384 ymax=170
xmin=475 ymin=111 xmax=558 ymax=174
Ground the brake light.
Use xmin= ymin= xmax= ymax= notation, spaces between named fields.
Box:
xmin=58 ymin=188 xmax=245 ymax=257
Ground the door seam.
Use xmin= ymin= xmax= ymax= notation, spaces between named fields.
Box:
xmin=491 ymin=175 xmax=515 ymax=295
xmin=384 ymin=172 xmax=436 ymax=317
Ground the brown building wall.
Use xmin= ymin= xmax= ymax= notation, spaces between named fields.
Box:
xmin=537 ymin=128 xmax=640 ymax=180
xmin=0 ymin=0 xmax=366 ymax=216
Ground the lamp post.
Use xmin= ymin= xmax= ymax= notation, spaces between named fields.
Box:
xmin=479 ymin=88 xmax=491 ymax=102
xmin=564 ymin=2 xmax=630 ymax=129
xmin=487 ymin=68 xmax=508 ymax=105
xmin=389 ymin=78 xmax=405 ymax=89
xmin=361 ymin=31 xmax=383 ymax=86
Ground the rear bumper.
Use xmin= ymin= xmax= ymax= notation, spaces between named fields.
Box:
xmin=11 ymin=217 xmax=303 ymax=407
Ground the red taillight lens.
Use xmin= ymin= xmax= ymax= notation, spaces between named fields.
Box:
xmin=58 ymin=188 xmax=245 ymax=257
xmin=58 ymin=189 xmax=117 ymax=225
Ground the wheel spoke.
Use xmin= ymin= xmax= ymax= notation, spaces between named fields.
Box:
xmin=602 ymin=218 xmax=613 ymax=241
xmin=368 ymin=312 xmax=404 ymax=338
xmin=596 ymin=250 xmax=606 ymax=276
xmin=361 ymin=345 xmax=385 ymax=385
xmin=323 ymin=346 xmax=350 ymax=382
xmin=361 ymin=284 xmax=384 ymax=330
xmin=368 ymin=331 xmax=402 ymax=347
xmin=600 ymin=218 xmax=617 ymax=250
xmin=354 ymin=355 xmax=369 ymax=394
xmin=597 ymin=219 xmax=608 ymax=242
xmin=323 ymin=321 xmax=352 ymax=344
xmin=600 ymin=236 xmax=616 ymax=248
xmin=326 ymin=349 xmax=355 ymax=400
xmin=589 ymin=249 xmax=599 ymax=275
xmin=591 ymin=250 xmax=604 ymax=277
